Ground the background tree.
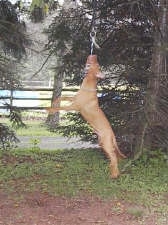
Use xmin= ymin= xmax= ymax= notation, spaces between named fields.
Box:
xmin=45 ymin=1 xmax=78 ymax=129
xmin=144 ymin=0 xmax=168 ymax=151
xmin=45 ymin=57 xmax=64 ymax=129
xmin=46 ymin=0 xmax=167 ymax=157
xmin=0 ymin=0 xmax=26 ymax=58
xmin=0 ymin=0 xmax=28 ymax=150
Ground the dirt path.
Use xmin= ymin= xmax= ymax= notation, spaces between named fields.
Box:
xmin=17 ymin=136 xmax=98 ymax=150
xmin=0 ymin=192 xmax=163 ymax=225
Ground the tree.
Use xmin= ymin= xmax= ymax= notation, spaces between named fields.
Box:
xmin=144 ymin=0 xmax=168 ymax=151
xmin=46 ymin=0 xmax=167 ymax=157
xmin=0 ymin=0 xmax=27 ymax=150
xmin=45 ymin=1 xmax=79 ymax=129
xmin=0 ymin=0 xmax=26 ymax=58
xmin=45 ymin=57 xmax=64 ymax=129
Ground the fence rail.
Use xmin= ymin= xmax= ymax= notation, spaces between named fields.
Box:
xmin=0 ymin=87 xmax=79 ymax=112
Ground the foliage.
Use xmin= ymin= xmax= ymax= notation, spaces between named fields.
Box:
xmin=0 ymin=0 xmax=27 ymax=59
xmin=55 ymin=112 xmax=96 ymax=142
xmin=0 ymin=123 xmax=19 ymax=150
xmin=0 ymin=58 xmax=23 ymax=150
xmin=29 ymin=138 xmax=41 ymax=153
xmin=0 ymin=0 xmax=28 ymax=150
xmin=47 ymin=0 xmax=155 ymax=84
xmin=8 ymin=106 xmax=26 ymax=129
xmin=0 ymin=0 xmax=28 ymax=88
xmin=0 ymin=109 xmax=26 ymax=151
xmin=0 ymin=55 xmax=20 ymax=89
xmin=46 ymin=0 xmax=168 ymax=155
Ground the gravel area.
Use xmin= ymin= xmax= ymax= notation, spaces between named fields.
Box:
xmin=17 ymin=136 xmax=98 ymax=150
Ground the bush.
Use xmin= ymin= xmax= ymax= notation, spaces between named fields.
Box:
xmin=0 ymin=123 xmax=19 ymax=151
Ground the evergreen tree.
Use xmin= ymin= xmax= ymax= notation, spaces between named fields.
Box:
xmin=0 ymin=0 xmax=27 ymax=150
xmin=46 ymin=0 xmax=167 ymax=157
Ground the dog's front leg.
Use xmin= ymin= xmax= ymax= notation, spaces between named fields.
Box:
xmin=52 ymin=96 xmax=74 ymax=107
xmin=46 ymin=103 xmax=77 ymax=114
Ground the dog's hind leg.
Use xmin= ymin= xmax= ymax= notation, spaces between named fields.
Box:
xmin=98 ymin=133 xmax=120 ymax=178
xmin=96 ymin=129 xmax=126 ymax=159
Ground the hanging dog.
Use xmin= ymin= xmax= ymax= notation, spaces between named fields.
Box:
xmin=46 ymin=54 xmax=126 ymax=178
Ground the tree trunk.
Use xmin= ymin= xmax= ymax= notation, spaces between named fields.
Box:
xmin=144 ymin=0 xmax=168 ymax=150
xmin=45 ymin=61 xmax=63 ymax=130
xmin=130 ymin=1 xmax=168 ymax=157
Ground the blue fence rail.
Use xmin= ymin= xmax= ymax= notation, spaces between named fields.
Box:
xmin=0 ymin=87 xmax=78 ymax=114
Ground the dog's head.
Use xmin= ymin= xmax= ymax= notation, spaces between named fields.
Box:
xmin=84 ymin=55 xmax=105 ymax=79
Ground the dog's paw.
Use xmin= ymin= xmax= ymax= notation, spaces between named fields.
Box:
xmin=110 ymin=163 xmax=120 ymax=179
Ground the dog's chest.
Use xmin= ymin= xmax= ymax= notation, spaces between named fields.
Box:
xmin=75 ymin=92 xmax=98 ymax=108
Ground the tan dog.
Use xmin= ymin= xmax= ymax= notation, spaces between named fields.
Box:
xmin=46 ymin=55 xmax=126 ymax=178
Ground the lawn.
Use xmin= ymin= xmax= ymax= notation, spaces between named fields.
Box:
xmin=0 ymin=118 xmax=168 ymax=224
xmin=0 ymin=148 xmax=167 ymax=209
xmin=0 ymin=117 xmax=58 ymax=136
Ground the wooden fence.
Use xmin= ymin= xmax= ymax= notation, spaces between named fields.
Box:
xmin=0 ymin=87 xmax=79 ymax=112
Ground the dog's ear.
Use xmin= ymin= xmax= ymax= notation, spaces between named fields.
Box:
xmin=84 ymin=64 xmax=91 ymax=75
xmin=96 ymin=72 xmax=105 ymax=79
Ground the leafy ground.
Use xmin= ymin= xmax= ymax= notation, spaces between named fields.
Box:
xmin=0 ymin=148 xmax=168 ymax=225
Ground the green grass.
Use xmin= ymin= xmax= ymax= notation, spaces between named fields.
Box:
xmin=126 ymin=207 xmax=144 ymax=218
xmin=1 ymin=118 xmax=167 ymax=223
xmin=0 ymin=118 xmax=58 ymax=136
xmin=16 ymin=121 xmax=58 ymax=136
xmin=0 ymin=148 xmax=167 ymax=210
xmin=0 ymin=147 xmax=167 ymax=224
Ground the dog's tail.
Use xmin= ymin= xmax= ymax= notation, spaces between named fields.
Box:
xmin=114 ymin=141 xmax=127 ymax=159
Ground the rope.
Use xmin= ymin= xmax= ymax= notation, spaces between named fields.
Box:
xmin=91 ymin=0 xmax=97 ymax=30
xmin=90 ymin=0 xmax=100 ymax=54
